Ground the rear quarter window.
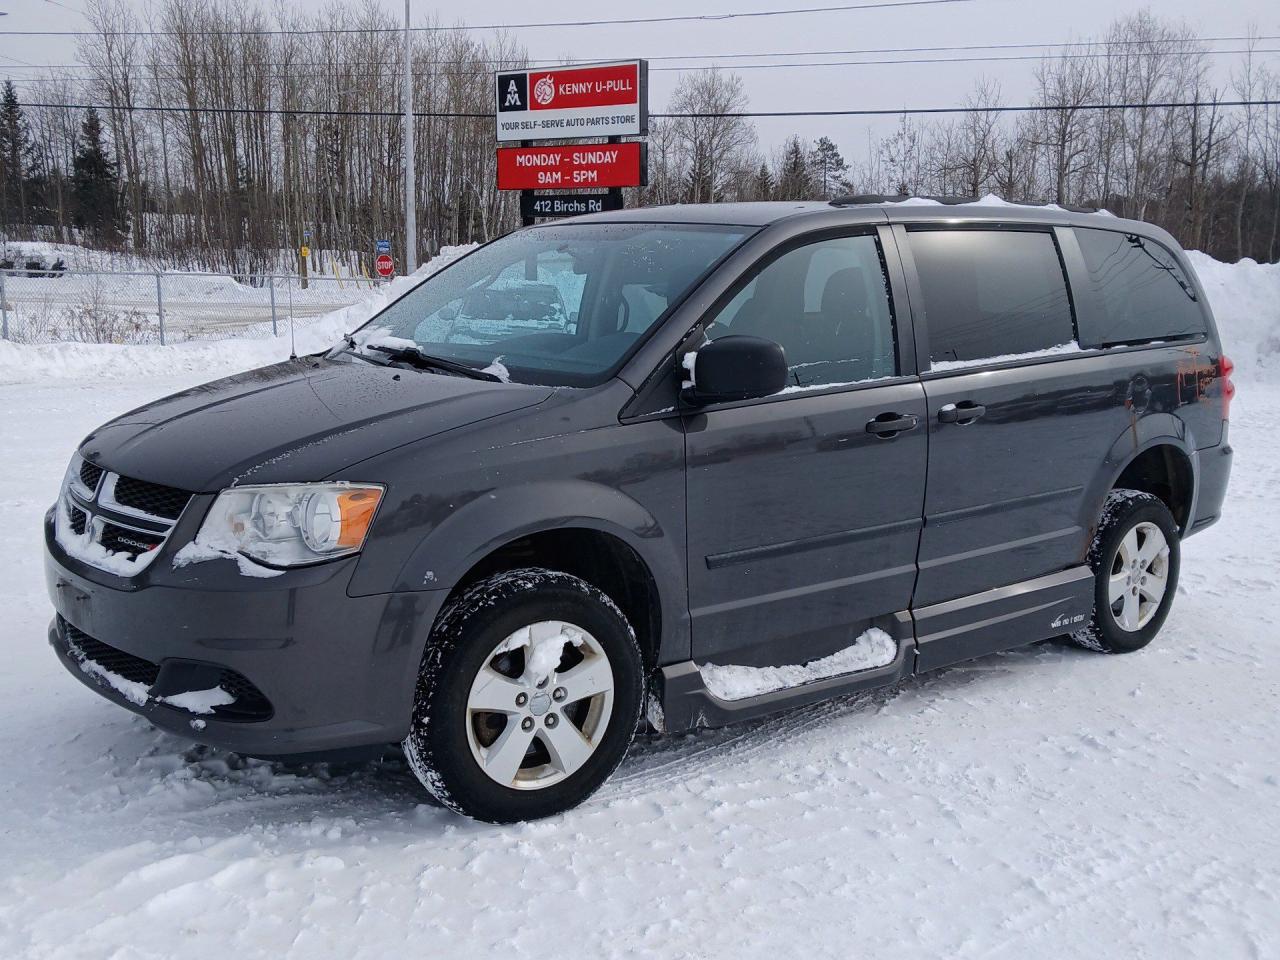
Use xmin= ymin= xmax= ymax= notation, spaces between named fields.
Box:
xmin=908 ymin=228 xmax=1076 ymax=367
xmin=1074 ymin=228 xmax=1207 ymax=346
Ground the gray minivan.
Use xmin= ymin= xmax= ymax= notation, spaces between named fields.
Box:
xmin=45 ymin=199 xmax=1234 ymax=821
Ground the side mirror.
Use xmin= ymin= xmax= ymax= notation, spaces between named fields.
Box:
xmin=682 ymin=335 xmax=787 ymax=406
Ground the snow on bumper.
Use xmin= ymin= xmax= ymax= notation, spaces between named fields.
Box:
xmin=44 ymin=509 xmax=444 ymax=759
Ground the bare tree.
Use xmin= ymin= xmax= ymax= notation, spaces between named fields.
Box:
xmin=667 ymin=69 xmax=755 ymax=204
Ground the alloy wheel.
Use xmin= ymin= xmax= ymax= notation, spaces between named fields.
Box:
xmin=464 ymin=620 xmax=615 ymax=790
xmin=1108 ymin=520 xmax=1170 ymax=632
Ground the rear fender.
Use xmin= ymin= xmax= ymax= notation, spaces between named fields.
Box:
xmin=1083 ymin=415 xmax=1199 ymax=540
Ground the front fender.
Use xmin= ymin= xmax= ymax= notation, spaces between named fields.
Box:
xmin=390 ymin=478 xmax=691 ymax=664
xmin=401 ymin=479 xmax=672 ymax=589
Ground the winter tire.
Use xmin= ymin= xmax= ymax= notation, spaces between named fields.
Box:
xmin=403 ymin=567 xmax=644 ymax=823
xmin=1068 ymin=489 xmax=1181 ymax=654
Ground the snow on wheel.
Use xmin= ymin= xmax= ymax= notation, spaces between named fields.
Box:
xmin=465 ymin=620 xmax=615 ymax=791
xmin=1069 ymin=489 xmax=1181 ymax=654
xmin=404 ymin=568 xmax=643 ymax=823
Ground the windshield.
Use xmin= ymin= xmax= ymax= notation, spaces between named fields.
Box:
xmin=349 ymin=223 xmax=750 ymax=386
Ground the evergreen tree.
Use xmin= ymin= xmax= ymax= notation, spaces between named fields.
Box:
xmin=808 ymin=136 xmax=851 ymax=199
xmin=72 ymin=106 xmax=127 ymax=243
xmin=775 ymin=137 xmax=813 ymax=200
xmin=0 ymin=81 xmax=38 ymax=227
xmin=752 ymin=161 xmax=774 ymax=200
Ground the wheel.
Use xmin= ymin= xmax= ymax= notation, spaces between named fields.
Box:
xmin=1068 ymin=489 xmax=1181 ymax=654
xmin=403 ymin=568 xmax=643 ymax=822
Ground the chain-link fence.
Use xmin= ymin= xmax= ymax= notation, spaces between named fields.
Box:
xmin=0 ymin=267 xmax=385 ymax=345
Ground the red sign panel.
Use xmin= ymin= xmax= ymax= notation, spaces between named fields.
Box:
xmin=496 ymin=142 xmax=645 ymax=191
xmin=375 ymin=253 xmax=394 ymax=278
xmin=527 ymin=63 xmax=640 ymax=111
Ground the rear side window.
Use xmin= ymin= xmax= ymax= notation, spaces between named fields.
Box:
xmin=909 ymin=229 xmax=1076 ymax=367
xmin=1075 ymin=228 xmax=1206 ymax=346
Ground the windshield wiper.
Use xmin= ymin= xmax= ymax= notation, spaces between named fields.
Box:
xmin=365 ymin=343 xmax=504 ymax=382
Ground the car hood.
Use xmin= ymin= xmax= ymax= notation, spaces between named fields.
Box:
xmin=81 ymin=355 xmax=553 ymax=492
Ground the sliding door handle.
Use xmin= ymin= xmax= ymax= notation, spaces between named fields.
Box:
xmin=938 ymin=402 xmax=986 ymax=424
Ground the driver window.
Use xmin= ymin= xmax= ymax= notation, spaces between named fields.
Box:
xmin=706 ymin=234 xmax=897 ymax=389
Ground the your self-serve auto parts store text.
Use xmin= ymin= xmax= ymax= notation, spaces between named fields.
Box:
xmin=495 ymin=60 xmax=648 ymax=222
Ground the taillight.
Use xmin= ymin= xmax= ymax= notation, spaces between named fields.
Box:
xmin=1219 ymin=354 xmax=1235 ymax=418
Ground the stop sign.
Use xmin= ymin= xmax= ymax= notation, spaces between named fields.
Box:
xmin=375 ymin=253 xmax=394 ymax=278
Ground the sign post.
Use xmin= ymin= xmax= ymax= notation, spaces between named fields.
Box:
xmin=494 ymin=60 xmax=648 ymax=225
xmin=375 ymin=239 xmax=394 ymax=279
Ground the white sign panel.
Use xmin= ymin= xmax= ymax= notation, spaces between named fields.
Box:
xmin=495 ymin=60 xmax=648 ymax=142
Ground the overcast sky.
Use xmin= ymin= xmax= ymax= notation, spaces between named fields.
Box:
xmin=1 ymin=0 xmax=1277 ymax=166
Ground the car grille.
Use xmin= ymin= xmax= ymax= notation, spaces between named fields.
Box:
xmin=60 ymin=457 xmax=195 ymax=574
xmin=112 ymin=476 xmax=192 ymax=520
xmin=213 ymin=670 xmax=274 ymax=722
xmin=79 ymin=460 xmax=104 ymax=492
xmin=99 ymin=521 xmax=166 ymax=555
xmin=62 ymin=617 xmax=161 ymax=687
xmin=59 ymin=617 xmax=273 ymax=722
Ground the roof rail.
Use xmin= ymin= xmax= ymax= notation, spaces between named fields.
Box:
xmin=829 ymin=194 xmax=1101 ymax=214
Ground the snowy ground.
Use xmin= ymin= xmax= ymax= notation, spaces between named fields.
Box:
xmin=0 ymin=252 xmax=1278 ymax=958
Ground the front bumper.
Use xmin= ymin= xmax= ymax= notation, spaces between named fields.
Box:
xmin=44 ymin=508 xmax=445 ymax=760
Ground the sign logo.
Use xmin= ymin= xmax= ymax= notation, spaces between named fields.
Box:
xmin=496 ymin=73 xmax=528 ymax=113
xmin=375 ymin=253 xmax=395 ymax=278
xmin=1050 ymin=611 xmax=1087 ymax=630
xmin=533 ymin=74 xmax=556 ymax=106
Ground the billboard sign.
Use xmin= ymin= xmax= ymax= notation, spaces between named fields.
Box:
xmin=497 ymin=142 xmax=646 ymax=191
xmin=495 ymin=60 xmax=648 ymax=142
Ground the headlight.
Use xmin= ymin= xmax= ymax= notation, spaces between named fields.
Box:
xmin=195 ymin=483 xmax=384 ymax=567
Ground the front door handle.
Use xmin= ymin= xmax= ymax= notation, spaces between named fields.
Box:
xmin=866 ymin=412 xmax=920 ymax=437
xmin=938 ymin=401 xmax=986 ymax=424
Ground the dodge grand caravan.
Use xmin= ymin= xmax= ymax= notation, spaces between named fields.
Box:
xmin=45 ymin=199 xmax=1234 ymax=822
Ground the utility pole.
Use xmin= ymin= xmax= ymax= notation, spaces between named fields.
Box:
xmin=403 ymin=0 xmax=417 ymax=273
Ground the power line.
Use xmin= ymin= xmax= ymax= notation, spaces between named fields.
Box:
xmin=7 ymin=45 xmax=1277 ymax=85
xmin=650 ymin=49 xmax=1280 ymax=71
xmin=6 ymin=34 xmax=1278 ymax=71
xmin=4 ymin=34 xmax=1275 ymax=77
xmin=0 ymin=0 xmax=976 ymax=37
xmin=13 ymin=98 xmax=1279 ymax=119
xmin=9 ymin=54 xmax=1280 ymax=90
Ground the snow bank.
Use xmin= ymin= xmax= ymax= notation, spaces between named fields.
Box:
xmin=0 ymin=245 xmax=475 ymax=384
xmin=1185 ymin=250 xmax=1280 ymax=380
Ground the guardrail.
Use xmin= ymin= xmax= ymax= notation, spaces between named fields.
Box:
xmin=0 ymin=267 xmax=384 ymax=345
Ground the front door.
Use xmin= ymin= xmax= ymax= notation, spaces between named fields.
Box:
xmin=684 ymin=229 xmax=927 ymax=670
